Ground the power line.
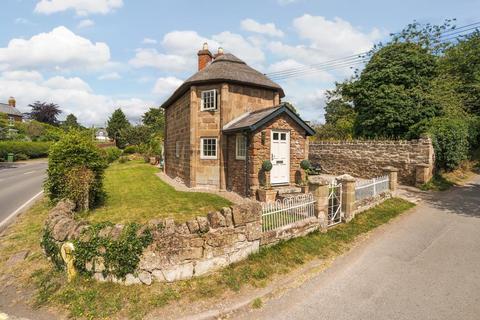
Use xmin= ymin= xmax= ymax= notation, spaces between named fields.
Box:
xmin=266 ymin=21 xmax=480 ymax=80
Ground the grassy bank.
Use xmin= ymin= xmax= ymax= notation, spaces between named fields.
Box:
xmin=85 ymin=160 xmax=231 ymax=223
xmin=0 ymin=198 xmax=414 ymax=319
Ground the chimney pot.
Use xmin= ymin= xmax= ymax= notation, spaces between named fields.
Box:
xmin=197 ymin=42 xmax=212 ymax=71
xmin=8 ymin=97 xmax=16 ymax=108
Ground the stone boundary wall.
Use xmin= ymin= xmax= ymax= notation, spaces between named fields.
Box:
xmin=309 ymin=136 xmax=434 ymax=185
xmin=261 ymin=217 xmax=319 ymax=246
xmin=45 ymin=201 xmax=262 ymax=285
xmin=354 ymin=192 xmax=392 ymax=215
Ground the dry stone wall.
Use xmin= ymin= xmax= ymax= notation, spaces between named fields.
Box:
xmin=45 ymin=200 xmax=262 ymax=285
xmin=309 ymin=136 xmax=434 ymax=185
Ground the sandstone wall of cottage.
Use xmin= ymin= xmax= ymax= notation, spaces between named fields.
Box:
xmin=226 ymin=134 xmax=247 ymax=195
xmin=45 ymin=200 xmax=262 ymax=285
xmin=309 ymin=137 xmax=434 ymax=185
xmin=165 ymin=90 xmax=191 ymax=186
xmin=249 ymin=114 xmax=309 ymax=195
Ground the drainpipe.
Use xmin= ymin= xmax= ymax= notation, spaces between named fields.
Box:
xmin=244 ymin=131 xmax=250 ymax=197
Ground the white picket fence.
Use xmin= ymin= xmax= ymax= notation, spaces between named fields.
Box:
xmin=261 ymin=193 xmax=316 ymax=232
xmin=355 ymin=175 xmax=390 ymax=201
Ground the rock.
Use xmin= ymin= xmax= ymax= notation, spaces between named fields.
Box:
xmin=229 ymin=240 xmax=259 ymax=263
xmin=186 ymin=219 xmax=200 ymax=233
xmin=98 ymin=226 xmax=112 ymax=238
xmin=196 ymin=217 xmax=209 ymax=233
xmin=138 ymin=271 xmax=152 ymax=285
xmin=110 ymin=224 xmax=124 ymax=240
xmin=139 ymin=249 xmax=169 ymax=271
xmin=54 ymin=199 xmax=76 ymax=214
xmin=94 ymin=257 xmax=105 ymax=272
xmin=220 ymin=207 xmax=234 ymax=227
xmin=152 ymin=269 xmax=165 ymax=282
xmin=231 ymin=202 xmax=261 ymax=226
xmin=194 ymin=256 xmax=229 ymax=276
xmin=124 ymin=273 xmax=141 ymax=286
xmin=164 ymin=218 xmax=175 ymax=235
xmin=52 ymin=218 xmax=76 ymax=241
xmin=162 ymin=263 xmax=194 ymax=282
xmin=6 ymin=250 xmax=29 ymax=267
xmin=71 ymin=223 xmax=90 ymax=239
xmin=245 ymin=222 xmax=262 ymax=241
xmin=175 ymin=223 xmax=189 ymax=234
xmin=94 ymin=272 xmax=106 ymax=282
xmin=207 ymin=211 xmax=226 ymax=228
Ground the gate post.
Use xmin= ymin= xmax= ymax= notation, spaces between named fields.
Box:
xmin=382 ymin=166 xmax=398 ymax=194
xmin=308 ymin=176 xmax=330 ymax=232
xmin=337 ymin=174 xmax=356 ymax=223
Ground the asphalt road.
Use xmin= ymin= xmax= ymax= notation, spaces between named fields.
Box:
xmin=235 ymin=175 xmax=480 ymax=320
xmin=0 ymin=161 xmax=47 ymax=229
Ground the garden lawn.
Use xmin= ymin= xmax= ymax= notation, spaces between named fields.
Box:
xmin=86 ymin=160 xmax=231 ymax=224
xmin=0 ymin=197 xmax=414 ymax=320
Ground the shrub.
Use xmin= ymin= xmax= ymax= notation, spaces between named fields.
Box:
xmin=64 ymin=166 xmax=95 ymax=211
xmin=118 ymin=156 xmax=128 ymax=163
xmin=45 ymin=131 xmax=107 ymax=208
xmin=0 ymin=141 xmax=52 ymax=160
xmin=428 ymin=118 xmax=470 ymax=171
xmin=102 ymin=146 xmax=122 ymax=163
xmin=123 ymin=145 xmax=137 ymax=154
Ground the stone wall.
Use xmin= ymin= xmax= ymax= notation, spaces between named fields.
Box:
xmin=309 ymin=136 xmax=434 ymax=185
xmin=45 ymin=200 xmax=262 ymax=285
xmin=261 ymin=217 xmax=319 ymax=246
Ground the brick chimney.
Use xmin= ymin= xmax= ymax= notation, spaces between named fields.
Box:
xmin=197 ymin=42 xmax=213 ymax=71
xmin=8 ymin=97 xmax=16 ymax=108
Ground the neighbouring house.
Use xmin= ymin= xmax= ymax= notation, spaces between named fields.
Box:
xmin=95 ymin=128 xmax=109 ymax=141
xmin=0 ymin=97 xmax=23 ymax=122
xmin=162 ymin=43 xmax=315 ymax=198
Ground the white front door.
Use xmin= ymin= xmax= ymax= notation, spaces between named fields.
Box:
xmin=270 ymin=130 xmax=290 ymax=185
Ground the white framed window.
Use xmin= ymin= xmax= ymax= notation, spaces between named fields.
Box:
xmin=236 ymin=134 xmax=246 ymax=160
xmin=200 ymin=89 xmax=217 ymax=111
xmin=200 ymin=137 xmax=217 ymax=159
xmin=175 ymin=141 xmax=181 ymax=158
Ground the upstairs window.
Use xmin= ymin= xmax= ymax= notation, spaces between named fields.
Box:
xmin=201 ymin=89 xmax=217 ymax=111
xmin=236 ymin=134 xmax=246 ymax=160
xmin=200 ymin=138 xmax=217 ymax=159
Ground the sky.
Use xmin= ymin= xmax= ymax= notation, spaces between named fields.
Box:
xmin=0 ymin=0 xmax=479 ymax=126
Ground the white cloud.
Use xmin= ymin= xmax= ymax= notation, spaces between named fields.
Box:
xmin=1 ymin=70 xmax=44 ymax=82
xmin=77 ymin=19 xmax=95 ymax=28
xmin=129 ymin=48 xmax=190 ymax=72
xmin=142 ymin=38 xmax=157 ymax=45
xmin=98 ymin=72 xmax=121 ymax=80
xmin=240 ymin=18 xmax=284 ymax=37
xmin=0 ymin=73 xmax=152 ymax=125
xmin=152 ymin=76 xmax=183 ymax=97
xmin=0 ymin=26 xmax=110 ymax=71
xmin=35 ymin=0 xmax=123 ymax=16
xmin=212 ymin=31 xmax=265 ymax=66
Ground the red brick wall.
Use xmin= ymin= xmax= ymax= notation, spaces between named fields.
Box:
xmin=226 ymin=134 xmax=247 ymax=195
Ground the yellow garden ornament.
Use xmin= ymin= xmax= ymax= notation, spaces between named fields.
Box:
xmin=60 ymin=242 xmax=77 ymax=282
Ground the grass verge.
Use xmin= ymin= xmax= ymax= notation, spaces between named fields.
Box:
xmin=85 ymin=160 xmax=231 ymax=223
xmin=0 ymin=198 xmax=414 ymax=319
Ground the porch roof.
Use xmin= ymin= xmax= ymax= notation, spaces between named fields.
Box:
xmin=222 ymin=104 xmax=315 ymax=136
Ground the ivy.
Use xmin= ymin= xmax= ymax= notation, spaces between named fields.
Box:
xmin=73 ymin=222 xmax=153 ymax=279
xmin=40 ymin=227 xmax=64 ymax=270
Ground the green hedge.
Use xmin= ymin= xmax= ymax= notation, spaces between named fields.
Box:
xmin=0 ymin=141 xmax=52 ymax=160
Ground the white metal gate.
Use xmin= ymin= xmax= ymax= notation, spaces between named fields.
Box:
xmin=328 ymin=180 xmax=343 ymax=226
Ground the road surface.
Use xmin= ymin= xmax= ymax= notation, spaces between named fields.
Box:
xmin=0 ymin=161 xmax=47 ymax=229
xmin=235 ymin=175 xmax=480 ymax=320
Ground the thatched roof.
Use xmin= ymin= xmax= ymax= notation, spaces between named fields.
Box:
xmin=161 ymin=53 xmax=284 ymax=108
xmin=0 ymin=103 xmax=23 ymax=117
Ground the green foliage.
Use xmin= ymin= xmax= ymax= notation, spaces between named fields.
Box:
xmin=101 ymin=146 xmax=122 ymax=163
xmin=45 ymin=131 xmax=107 ymax=207
xmin=261 ymin=160 xmax=272 ymax=172
xmin=63 ymin=113 xmax=81 ymax=130
xmin=0 ymin=141 xmax=51 ymax=160
xmin=120 ymin=125 xmax=152 ymax=146
xmin=300 ymin=159 xmax=311 ymax=170
xmin=347 ymin=42 xmax=441 ymax=138
xmin=441 ymin=32 xmax=480 ymax=115
xmin=28 ymin=101 xmax=62 ymax=125
xmin=142 ymin=108 xmax=165 ymax=136
xmin=107 ymin=108 xmax=130 ymax=148
xmin=118 ymin=155 xmax=129 ymax=163
xmin=0 ymin=113 xmax=8 ymax=140
xmin=419 ymin=174 xmax=455 ymax=191
xmin=73 ymin=223 xmax=153 ymax=279
xmin=65 ymin=166 xmax=96 ymax=211
xmin=40 ymin=228 xmax=64 ymax=270
xmin=123 ymin=145 xmax=137 ymax=154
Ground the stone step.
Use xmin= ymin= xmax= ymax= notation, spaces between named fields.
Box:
xmin=275 ymin=186 xmax=302 ymax=195
xmin=277 ymin=192 xmax=304 ymax=201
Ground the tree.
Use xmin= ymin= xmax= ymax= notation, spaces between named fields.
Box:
xmin=120 ymin=125 xmax=152 ymax=146
xmin=0 ymin=114 xmax=8 ymax=140
xmin=29 ymin=101 xmax=61 ymax=125
xmin=142 ymin=108 xmax=165 ymax=135
xmin=106 ymin=108 xmax=130 ymax=148
xmin=64 ymin=113 xmax=80 ymax=130
xmin=345 ymin=42 xmax=441 ymax=138
xmin=441 ymin=32 xmax=480 ymax=115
